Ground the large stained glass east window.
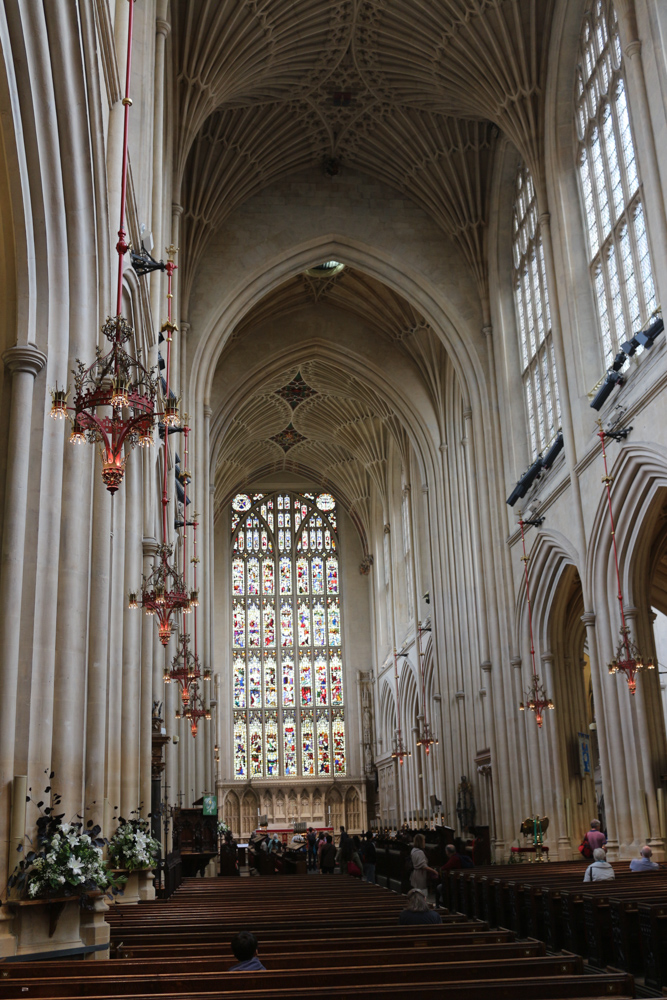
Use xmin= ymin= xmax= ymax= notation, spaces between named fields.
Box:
xmin=575 ymin=0 xmax=657 ymax=368
xmin=231 ymin=492 xmax=346 ymax=779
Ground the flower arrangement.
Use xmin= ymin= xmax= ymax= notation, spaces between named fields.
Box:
xmin=8 ymin=821 xmax=116 ymax=901
xmin=217 ymin=820 xmax=230 ymax=837
xmin=107 ymin=815 xmax=161 ymax=872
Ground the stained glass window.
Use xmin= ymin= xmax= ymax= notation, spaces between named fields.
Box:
xmin=575 ymin=0 xmax=657 ymax=369
xmin=512 ymin=164 xmax=561 ymax=458
xmin=234 ymin=713 xmax=247 ymax=778
xmin=265 ymin=714 xmax=279 ymax=776
xmin=302 ymin=711 xmax=315 ymax=775
xmin=233 ymin=655 xmax=246 ymax=708
xmin=231 ymin=492 xmax=346 ymax=778
xmin=249 ymin=712 xmax=263 ymax=777
xmin=317 ymin=710 xmax=331 ymax=775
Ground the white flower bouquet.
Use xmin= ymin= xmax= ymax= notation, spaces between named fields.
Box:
xmin=217 ymin=820 xmax=230 ymax=837
xmin=107 ymin=816 xmax=161 ymax=872
xmin=8 ymin=817 xmax=117 ymax=900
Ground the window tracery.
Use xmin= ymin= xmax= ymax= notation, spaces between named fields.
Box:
xmin=575 ymin=0 xmax=656 ymax=368
xmin=512 ymin=164 xmax=561 ymax=458
xmin=231 ymin=492 xmax=346 ymax=779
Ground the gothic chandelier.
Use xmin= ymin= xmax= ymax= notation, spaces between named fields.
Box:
xmin=163 ymin=429 xmax=210 ymax=736
xmin=129 ymin=257 xmax=187 ymax=645
xmin=49 ymin=0 xmax=159 ymax=494
xmin=415 ymin=622 xmax=438 ymax=754
xmin=391 ymin=649 xmax=411 ymax=764
xmin=598 ymin=423 xmax=654 ymax=694
xmin=517 ymin=515 xmax=554 ymax=727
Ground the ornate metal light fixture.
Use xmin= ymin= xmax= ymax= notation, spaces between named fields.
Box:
xmin=597 ymin=423 xmax=654 ymax=694
xmin=49 ymin=1 xmax=159 ymax=494
xmin=129 ymin=253 xmax=188 ymax=644
xmin=517 ymin=515 xmax=554 ymax=727
xmin=391 ymin=649 xmax=411 ymax=764
xmin=415 ymin=621 xmax=438 ymax=754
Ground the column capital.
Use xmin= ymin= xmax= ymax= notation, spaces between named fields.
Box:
xmin=538 ymin=212 xmax=551 ymax=229
xmin=482 ymin=324 xmax=493 ymax=338
xmin=203 ymin=404 xmax=212 ymax=419
xmin=510 ymin=656 xmax=522 ymax=669
xmin=172 ymin=203 xmax=184 ymax=218
xmin=2 ymin=344 xmax=47 ymax=377
xmin=156 ymin=17 xmax=171 ymax=38
xmin=480 ymin=660 xmax=492 ymax=673
xmin=142 ymin=537 xmax=159 ymax=558
xmin=402 ymin=483 xmax=411 ymax=496
xmin=581 ymin=611 xmax=596 ymax=627
xmin=624 ymin=39 xmax=641 ymax=59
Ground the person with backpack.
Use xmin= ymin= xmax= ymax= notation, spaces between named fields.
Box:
xmin=579 ymin=819 xmax=606 ymax=861
xmin=336 ymin=836 xmax=363 ymax=877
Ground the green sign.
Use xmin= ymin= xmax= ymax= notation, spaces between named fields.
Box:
xmin=202 ymin=795 xmax=217 ymax=816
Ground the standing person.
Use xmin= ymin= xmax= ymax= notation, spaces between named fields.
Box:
xmin=580 ymin=819 xmax=606 ymax=859
xmin=337 ymin=837 xmax=363 ymax=877
xmin=360 ymin=831 xmax=377 ymax=883
xmin=339 ymin=825 xmax=349 ymax=846
xmin=583 ymin=848 xmax=615 ymax=882
xmin=306 ymin=827 xmax=317 ymax=871
xmin=409 ymin=834 xmax=438 ymax=896
xmin=320 ymin=833 xmax=337 ymax=874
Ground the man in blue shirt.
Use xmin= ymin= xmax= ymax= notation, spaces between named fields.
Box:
xmin=229 ymin=931 xmax=266 ymax=971
xmin=629 ymin=846 xmax=661 ymax=872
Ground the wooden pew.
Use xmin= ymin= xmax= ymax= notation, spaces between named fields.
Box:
xmin=0 ymin=875 xmax=636 ymax=1000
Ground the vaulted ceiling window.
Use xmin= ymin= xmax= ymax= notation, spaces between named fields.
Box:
xmin=512 ymin=164 xmax=561 ymax=459
xmin=575 ymin=0 xmax=657 ymax=369
xmin=231 ymin=491 xmax=345 ymax=780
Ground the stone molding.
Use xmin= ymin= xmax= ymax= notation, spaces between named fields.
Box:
xmin=2 ymin=344 xmax=47 ymax=378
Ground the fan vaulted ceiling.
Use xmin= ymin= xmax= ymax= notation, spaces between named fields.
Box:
xmin=213 ymin=267 xmax=456 ymax=547
xmin=175 ymin=0 xmax=555 ymax=315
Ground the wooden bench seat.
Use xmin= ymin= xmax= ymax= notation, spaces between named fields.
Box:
xmin=0 ymin=873 xmax=637 ymax=1000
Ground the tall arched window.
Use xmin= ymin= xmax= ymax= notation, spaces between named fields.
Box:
xmin=575 ymin=0 xmax=657 ymax=369
xmin=230 ymin=491 xmax=345 ymax=780
xmin=512 ymin=164 xmax=561 ymax=458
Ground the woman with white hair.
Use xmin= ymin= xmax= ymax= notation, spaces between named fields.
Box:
xmin=583 ymin=847 xmax=615 ymax=882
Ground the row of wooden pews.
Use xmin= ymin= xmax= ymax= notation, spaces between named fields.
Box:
xmin=443 ymin=860 xmax=667 ymax=991
xmin=0 ymin=875 xmax=636 ymax=999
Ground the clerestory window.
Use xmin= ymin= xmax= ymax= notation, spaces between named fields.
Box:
xmin=512 ymin=164 xmax=561 ymax=458
xmin=230 ymin=491 xmax=345 ymax=780
xmin=575 ymin=0 xmax=657 ymax=369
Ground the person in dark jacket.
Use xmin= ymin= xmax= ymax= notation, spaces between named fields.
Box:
xmin=360 ymin=831 xmax=377 ymax=883
xmin=320 ymin=833 xmax=337 ymax=873
xmin=399 ymin=889 xmax=443 ymax=925
xmin=229 ymin=931 xmax=266 ymax=971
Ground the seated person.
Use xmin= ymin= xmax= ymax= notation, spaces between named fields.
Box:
xmin=399 ymin=888 xmax=443 ymax=925
xmin=441 ymin=843 xmax=466 ymax=871
xmin=584 ymin=847 xmax=615 ymax=881
xmin=629 ymin=845 xmax=661 ymax=871
xmin=229 ymin=931 xmax=266 ymax=971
